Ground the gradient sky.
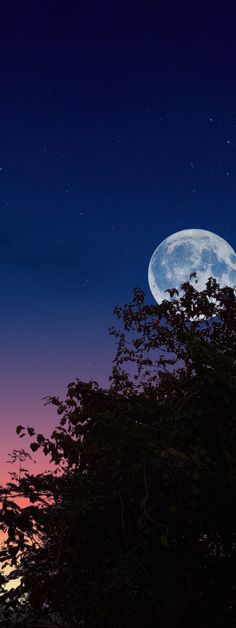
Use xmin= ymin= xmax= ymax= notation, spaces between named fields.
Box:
xmin=1 ymin=1 xmax=236 ymax=481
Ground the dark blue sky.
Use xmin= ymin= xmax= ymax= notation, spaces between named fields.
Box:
xmin=0 ymin=1 xmax=236 ymax=471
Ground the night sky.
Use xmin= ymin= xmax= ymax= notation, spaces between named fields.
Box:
xmin=1 ymin=1 xmax=236 ymax=478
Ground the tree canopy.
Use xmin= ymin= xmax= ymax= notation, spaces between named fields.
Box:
xmin=0 ymin=277 xmax=236 ymax=627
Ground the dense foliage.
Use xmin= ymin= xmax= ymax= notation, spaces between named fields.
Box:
xmin=0 ymin=277 xmax=236 ymax=626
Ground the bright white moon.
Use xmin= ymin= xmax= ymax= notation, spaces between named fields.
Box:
xmin=148 ymin=228 xmax=236 ymax=304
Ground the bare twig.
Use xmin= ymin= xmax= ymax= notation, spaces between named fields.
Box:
xmin=141 ymin=464 xmax=168 ymax=538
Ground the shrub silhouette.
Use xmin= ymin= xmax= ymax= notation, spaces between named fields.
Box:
xmin=0 ymin=277 xmax=236 ymax=627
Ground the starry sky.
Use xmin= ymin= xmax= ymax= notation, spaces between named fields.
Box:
xmin=1 ymin=1 xmax=236 ymax=479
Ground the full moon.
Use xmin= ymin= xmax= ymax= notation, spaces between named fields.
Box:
xmin=148 ymin=228 xmax=236 ymax=304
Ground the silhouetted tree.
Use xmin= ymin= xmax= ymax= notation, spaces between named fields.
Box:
xmin=0 ymin=277 xmax=236 ymax=627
